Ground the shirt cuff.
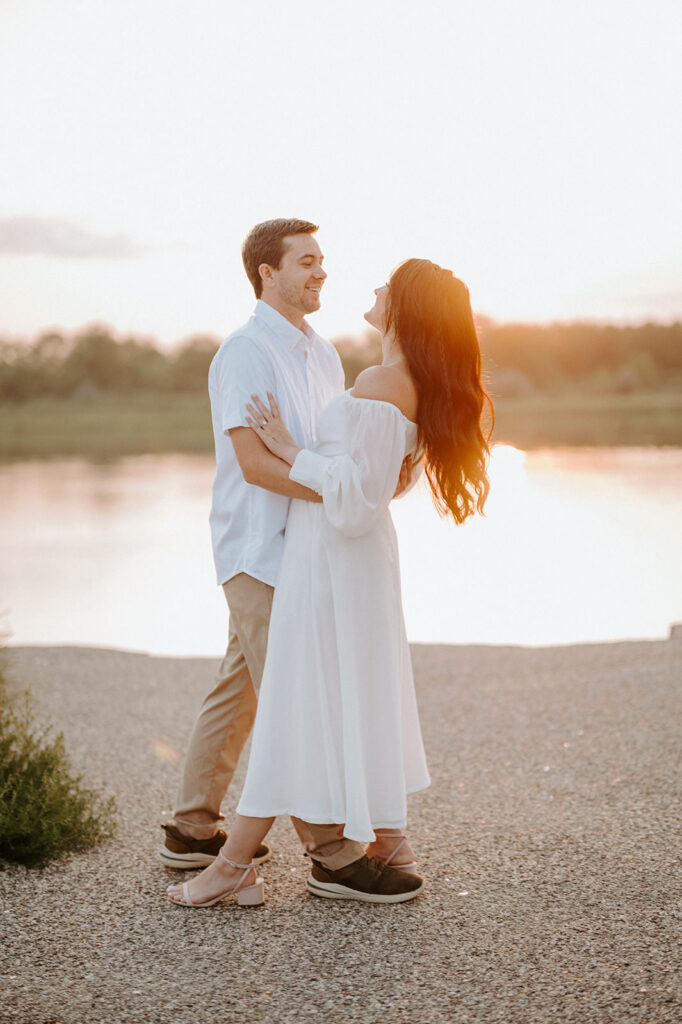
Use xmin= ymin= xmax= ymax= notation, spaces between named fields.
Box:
xmin=289 ymin=449 xmax=329 ymax=495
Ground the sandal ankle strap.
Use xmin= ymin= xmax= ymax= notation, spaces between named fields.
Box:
xmin=383 ymin=837 xmax=407 ymax=866
xmin=219 ymin=848 xmax=253 ymax=871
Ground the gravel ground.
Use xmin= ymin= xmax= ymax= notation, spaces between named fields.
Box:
xmin=1 ymin=634 xmax=680 ymax=1024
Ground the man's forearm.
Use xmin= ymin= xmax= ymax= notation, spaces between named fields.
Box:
xmin=243 ymin=447 xmax=322 ymax=502
xmin=229 ymin=425 xmax=322 ymax=501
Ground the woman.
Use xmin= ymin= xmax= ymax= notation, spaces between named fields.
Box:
xmin=167 ymin=258 xmax=493 ymax=908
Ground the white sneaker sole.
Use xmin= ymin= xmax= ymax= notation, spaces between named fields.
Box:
xmin=306 ymin=875 xmax=423 ymax=904
xmin=159 ymin=846 xmax=272 ymax=870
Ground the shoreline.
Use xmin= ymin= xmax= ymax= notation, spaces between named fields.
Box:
xmin=1 ymin=634 xmax=680 ymax=1023
xmin=4 ymin=626 xmax=681 ymax=661
xmin=3 ymin=623 xmax=680 ymax=668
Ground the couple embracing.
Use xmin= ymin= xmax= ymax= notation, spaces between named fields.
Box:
xmin=163 ymin=218 xmax=492 ymax=908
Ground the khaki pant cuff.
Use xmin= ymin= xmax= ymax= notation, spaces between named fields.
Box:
xmin=172 ymin=815 xmax=224 ymax=841
xmin=311 ymin=841 xmax=366 ymax=871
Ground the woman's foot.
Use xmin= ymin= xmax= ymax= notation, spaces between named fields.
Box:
xmin=166 ymin=849 xmax=261 ymax=907
xmin=366 ymin=830 xmax=418 ymax=872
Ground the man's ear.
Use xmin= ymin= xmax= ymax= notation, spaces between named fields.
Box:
xmin=259 ymin=263 xmax=274 ymax=290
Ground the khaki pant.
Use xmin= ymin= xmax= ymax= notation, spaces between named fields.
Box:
xmin=173 ymin=573 xmax=364 ymax=870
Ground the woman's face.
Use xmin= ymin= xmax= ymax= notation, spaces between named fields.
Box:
xmin=364 ymin=283 xmax=390 ymax=332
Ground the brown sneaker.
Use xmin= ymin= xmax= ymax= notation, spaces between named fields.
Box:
xmin=159 ymin=823 xmax=271 ymax=870
xmin=306 ymin=855 xmax=424 ymax=904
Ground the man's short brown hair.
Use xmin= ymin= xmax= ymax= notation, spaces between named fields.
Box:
xmin=242 ymin=218 xmax=319 ymax=298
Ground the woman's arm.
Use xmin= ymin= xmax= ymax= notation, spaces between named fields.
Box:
xmin=290 ymin=405 xmax=409 ymax=537
xmin=247 ymin=387 xmax=410 ymax=535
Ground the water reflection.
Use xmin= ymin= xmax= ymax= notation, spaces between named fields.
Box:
xmin=1 ymin=448 xmax=681 ymax=654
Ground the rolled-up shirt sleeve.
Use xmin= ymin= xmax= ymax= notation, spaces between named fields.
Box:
xmin=217 ymin=336 xmax=277 ymax=435
xmin=289 ymin=400 xmax=408 ymax=537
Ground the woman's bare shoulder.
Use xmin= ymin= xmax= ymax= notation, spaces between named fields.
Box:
xmin=352 ymin=365 xmax=418 ymax=422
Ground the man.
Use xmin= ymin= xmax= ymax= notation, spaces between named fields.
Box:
xmin=160 ymin=219 xmax=419 ymax=902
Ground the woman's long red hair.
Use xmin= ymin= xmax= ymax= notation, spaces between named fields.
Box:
xmin=387 ymin=259 xmax=493 ymax=523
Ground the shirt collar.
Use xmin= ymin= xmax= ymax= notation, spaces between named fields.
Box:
xmin=254 ymin=299 xmax=314 ymax=354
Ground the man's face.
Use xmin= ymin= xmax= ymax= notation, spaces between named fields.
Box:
xmin=269 ymin=234 xmax=326 ymax=314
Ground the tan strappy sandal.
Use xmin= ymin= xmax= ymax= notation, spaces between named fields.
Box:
xmin=374 ymin=830 xmax=419 ymax=875
xmin=166 ymin=849 xmax=264 ymax=908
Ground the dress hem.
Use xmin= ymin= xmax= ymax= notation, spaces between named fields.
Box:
xmin=236 ymin=780 xmax=431 ymax=843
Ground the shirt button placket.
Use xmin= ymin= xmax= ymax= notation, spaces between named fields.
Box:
xmin=304 ymin=347 xmax=315 ymax=443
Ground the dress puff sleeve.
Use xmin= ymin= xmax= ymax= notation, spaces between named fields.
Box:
xmin=289 ymin=397 xmax=409 ymax=538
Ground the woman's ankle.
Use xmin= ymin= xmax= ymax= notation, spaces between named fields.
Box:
xmin=221 ymin=814 xmax=273 ymax=867
xmin=367 ymin=837 xmax=395 ymax=855
xmin=367 ymin=832 xmax=415 ymax=863
xmin=202 ymin=856 xmax=255 ymax=889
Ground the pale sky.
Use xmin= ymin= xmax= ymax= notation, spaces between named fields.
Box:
xmin=1 ymin=0 xmax=680 ymax=345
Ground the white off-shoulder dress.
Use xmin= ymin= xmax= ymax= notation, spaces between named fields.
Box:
xmin=236 ymin=390 xmax=431 ymax=842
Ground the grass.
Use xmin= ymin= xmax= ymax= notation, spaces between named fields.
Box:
xmin=1 ymin=390 xmax=681 ymax=461
xmin=0 ymin=393 xmax=214 ymax=460
xmin=492 ymin=390 xmax=682 ymax=448
xmin=0 ymin=665 xmax=116 ymax=868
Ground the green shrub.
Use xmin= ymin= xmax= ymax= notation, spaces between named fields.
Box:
xmin=0 ymin=677 xmax=116 ymax=868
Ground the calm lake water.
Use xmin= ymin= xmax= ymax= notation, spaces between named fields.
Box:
xmin=2 ymin=447 xmax=681 ymax=654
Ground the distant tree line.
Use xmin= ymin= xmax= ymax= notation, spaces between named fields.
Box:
xmin=0 ymin=328 xmax=219 ymax=401
xmin=477 ymin=318 xmax=682 ymax=397
xmin=0 ymin=320 xmax=680 ymax=402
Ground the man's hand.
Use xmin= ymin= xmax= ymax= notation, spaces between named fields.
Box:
xmin=393 ymin=453 xmax=425 ymax=498
xmin=394 ymin=455 xmax=413 ymax=498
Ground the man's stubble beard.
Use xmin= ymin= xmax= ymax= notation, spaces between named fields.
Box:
xmin=278 ymin=279 xmax=320 ymax=315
